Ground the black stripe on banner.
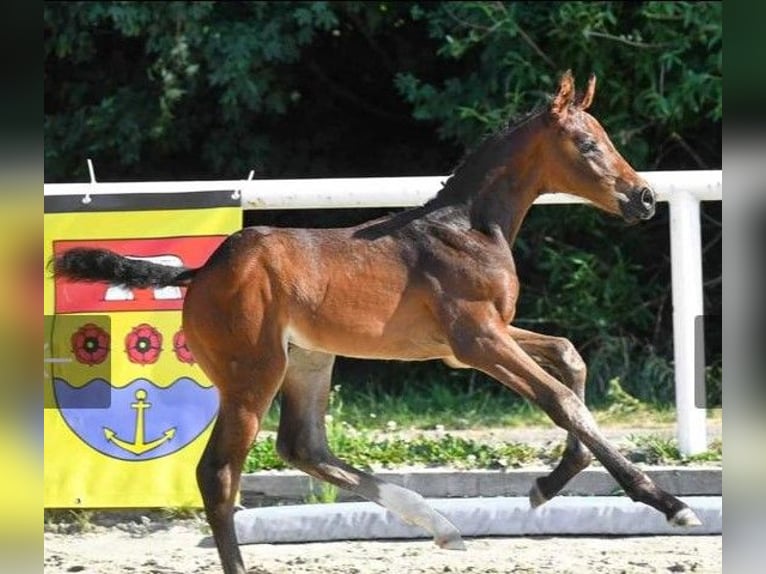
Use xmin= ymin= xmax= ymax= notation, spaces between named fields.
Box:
xmin=44 ymin=190 xmax=241 ymax=213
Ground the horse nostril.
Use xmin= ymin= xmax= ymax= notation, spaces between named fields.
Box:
xmin=640 ymin=187 xmax=655 ymax=209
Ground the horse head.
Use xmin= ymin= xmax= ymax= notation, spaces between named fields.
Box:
xmin=541 ymin=70 xmax=656 ymax=223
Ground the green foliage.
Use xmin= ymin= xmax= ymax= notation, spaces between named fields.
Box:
xmin=394 ymin=3 xmax=722 ymax=393
xmin=704 ymin=362 xmax=722 ymax=408
xmin=46 ymin=2 xmax=721 ymax=178
xmin=261 ymin=376 xmax=691 ymax=439
xmin=246 ymin=383 xmax=542 ymax=471
xmin=45 ymin=2 xmax=721 ymax=406
xmin=245 ymin=383 xmax=717 ymax=473
xmin=397 ymin=1 xmax=722 ymax=168
xmin=159 ymin=505 xmax=204 ymax=521
xmin=586 ymin=338 xmax=676 ymax=405
xmin=305 ymin=478 xmax=340 ymax=504
xmin=603 ymin=377 xmax=644 ymax=415
xmin=245 ymin=431 xmax=540 ymax=473
xmin=527 ymin=241 xmax=654 ymax=338
xmin=246 ymin=429 xmax=722 ymax=472
xmin=45 ymin=1 xmax=346 ymax=179
xmin=626 ymin=434 xmax=722 ymax=465
xmin=261 ymin=371 xmax=551 ymax=432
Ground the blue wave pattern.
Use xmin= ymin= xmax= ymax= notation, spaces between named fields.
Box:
xmin=53 ymin=377 xmax=219 ymax=461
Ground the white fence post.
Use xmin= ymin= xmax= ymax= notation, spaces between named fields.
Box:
xmin=669 ymin=190 xmax=708 ymax=455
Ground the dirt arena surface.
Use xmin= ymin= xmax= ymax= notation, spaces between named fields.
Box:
xmin=44 ymin=422 xmax=722 ymax=573
xmin=44 ymin=517 xmax=721 ymax=574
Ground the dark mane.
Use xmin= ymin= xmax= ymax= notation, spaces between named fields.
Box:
xmin=353 ymin=104 xmax=549 ymax=240
xmin=455 ymin=104 xmax=548 ymax=172
xmin=429 ymin=104 xmax=548 ymax=205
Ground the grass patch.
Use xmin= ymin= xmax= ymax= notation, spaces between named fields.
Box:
xmin=626 ymin=434 xmax=722 ymax=465
xmin=45 ymin=509 xmax=95 ymax=533
xmin=260 ymin=376 xmax=700 ymax=434
xmin=245 ymin=428 xmax=722 ymax=473
xmin=246 ymin=378 xmax=721 ymax=472
xmin=159 ymin=506 xmax=204 ymax=521
xmin=593 ymin=377 xmax=678 ymax=425
xmin=248 ymin=381 xmax=545 ymax=472
xmin=245 ymin=431 xmax=541 ymax=473
xmin=305 ymin=479 xmax=340 ymax=504
xmin=244 ymin=428 xmax=722 ymax=473
xmin=262 ymin=377 xmax=544 ymax=433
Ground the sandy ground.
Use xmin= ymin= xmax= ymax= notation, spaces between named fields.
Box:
xmin=44 ymin=421 xmax=723 ymax=573
xmin=44 ymin=518 xmax=721 ymax=574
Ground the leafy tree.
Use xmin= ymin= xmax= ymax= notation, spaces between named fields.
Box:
xmin=44 ymin=1 xmax=721 ymax=405
xmin=397 ymin=1 xmax=722 ymax=170
xmin=44 ymin=2 xmax=455 ymax=181
xmin=45 ymin=2 xmax=721 ymax=176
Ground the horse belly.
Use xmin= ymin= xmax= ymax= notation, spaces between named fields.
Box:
xmin=286 ymin=309 xmax=451 ymax=361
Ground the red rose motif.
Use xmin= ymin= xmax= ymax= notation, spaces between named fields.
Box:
xmin=172 ymin=328 xmax=195 ymax=365
xmin=125 ymin=323 xmax=163 ymax=365
xmin=71 ymin=323 xmax=110 ymax=366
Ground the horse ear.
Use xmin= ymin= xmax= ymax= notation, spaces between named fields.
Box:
xmin=577 ymin=73 xmax=596 ymax=110
xmin=550 ymin=69 xmax=576 ymax=120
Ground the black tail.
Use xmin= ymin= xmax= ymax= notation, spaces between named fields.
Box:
xmin=50 ymin=248 xmax=199 ymax=288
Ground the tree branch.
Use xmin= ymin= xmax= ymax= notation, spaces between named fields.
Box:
xmin=585 ymin=30 xmax=672 ymax=49
xmin=670 ymin=132 xmax=708 ymax=169
xmin=493 ymin=2 xmax=555 ymax=68
xmin=512 ymin=20 xmax=556 ymax=68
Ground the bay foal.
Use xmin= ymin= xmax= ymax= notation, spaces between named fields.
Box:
xmin=54 ymin=71 xmax=700 ymax=574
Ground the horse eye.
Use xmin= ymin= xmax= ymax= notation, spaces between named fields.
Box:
xmin=578 ymin=139 xmax=599 ymax=154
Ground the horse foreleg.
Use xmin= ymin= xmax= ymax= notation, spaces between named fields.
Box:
xmin=276 ymin=347 xmax=466 ymax=550
xmin=509 ymin=326 xmax=592 ymax=507
xmin=449 ymin=310 xmax=701 ymax=526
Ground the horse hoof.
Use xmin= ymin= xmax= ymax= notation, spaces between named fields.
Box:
xmin=436 ymin=533 xmax=467 ymax=551
xmin=669 ymin=507 xmax=702 ymax=527
xmin=529 ymin=481 xmax=548 ymax=509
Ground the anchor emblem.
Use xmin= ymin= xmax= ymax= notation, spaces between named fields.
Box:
xmin=103 ymin=389 xmax=176 ymax=456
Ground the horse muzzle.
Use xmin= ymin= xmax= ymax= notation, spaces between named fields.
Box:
xmin=619 ymin=186 xmax=656 ymax=222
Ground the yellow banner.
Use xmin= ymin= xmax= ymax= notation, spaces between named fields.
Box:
xmin=44 ymin=194 xmax=240 ymax=507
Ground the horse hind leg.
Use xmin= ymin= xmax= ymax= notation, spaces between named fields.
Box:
xmin=276 ymin=347 xmax=466 ymax=550
xmin=510 ymin=327 xmax=592 ymax=507
xmin=195 ymin=348 xmax=287 ymax=574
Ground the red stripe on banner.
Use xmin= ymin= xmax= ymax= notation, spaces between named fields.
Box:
xmin=53 ymin=236 xmax=226 ymax=313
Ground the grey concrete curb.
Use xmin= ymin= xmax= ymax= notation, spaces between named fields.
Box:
xmin=240 ymin=466 xmax=721 ymax=506
xmin=234 ymin=496 xmax=722 ymax=545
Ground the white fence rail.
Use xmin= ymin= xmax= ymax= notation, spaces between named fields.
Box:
xmin=44 ymin=169 xmax=722 ymax=455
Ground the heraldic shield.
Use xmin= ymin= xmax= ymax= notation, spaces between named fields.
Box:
xmin=44 ymin=191 xmax=241 ymax=507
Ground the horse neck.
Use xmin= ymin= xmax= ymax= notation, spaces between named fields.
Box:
xmin=434 ymin=116 xmax=545 ymax=245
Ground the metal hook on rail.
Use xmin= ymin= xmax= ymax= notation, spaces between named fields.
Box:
xmin=232 ymin=170 xmax=254 ymax=201
xmin=83 ymin=158 xmax=97 ymax=205
xmin=231 ymin=169 xmax=255 ymax=199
